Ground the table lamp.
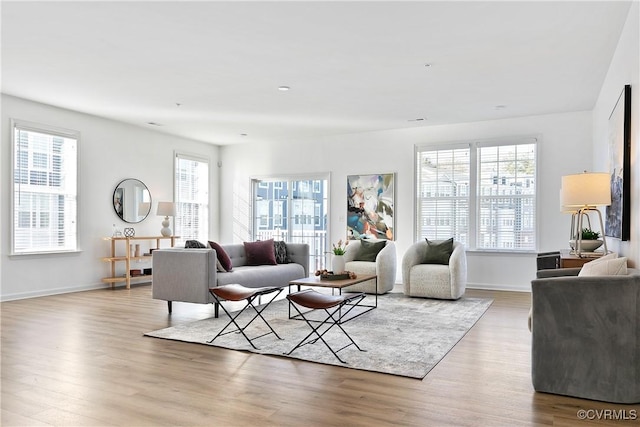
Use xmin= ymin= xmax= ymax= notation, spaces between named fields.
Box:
xmin=157 ymin=201 xmax=176 ymax=237
xmin=560 ymin=171 xmax=610 ymax=256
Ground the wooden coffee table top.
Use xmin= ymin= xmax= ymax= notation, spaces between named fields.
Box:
xmin=289 ymin=274 xmax=377 ymax=289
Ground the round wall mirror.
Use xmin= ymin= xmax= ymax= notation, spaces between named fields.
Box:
xmin=113 ymin=178 xmax=152 ymax=223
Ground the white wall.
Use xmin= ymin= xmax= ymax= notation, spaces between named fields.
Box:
xmin=220 ymin=111 xmax=594 ymax=291
xmin=1 ymin=95 xmax=220 ymax=300
xmin=593 ymin=1 xmax=640 ymax=268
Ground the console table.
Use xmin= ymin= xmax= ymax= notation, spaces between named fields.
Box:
xmin=102 ymin=236 xmax=178 ymax=289
xmin=559 ymin=250 xmax=601 ymax=268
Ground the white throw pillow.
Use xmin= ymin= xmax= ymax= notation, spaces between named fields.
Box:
xmin=578 ymin=255 xmax=627 ymax=276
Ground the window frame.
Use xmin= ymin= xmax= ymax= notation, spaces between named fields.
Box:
xmin=414 ymin=136 xmax=539 ymax=253
xmin=10 ymin=119 xmax=80 ymax=255
xmin=251 ymin=173 xmax=330 ymax=272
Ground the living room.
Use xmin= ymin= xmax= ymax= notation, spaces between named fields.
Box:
xmin=1 ymin=1 xmax=639 ymax=425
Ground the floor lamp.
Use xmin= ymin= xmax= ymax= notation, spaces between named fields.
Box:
xmin=561 ymin=172 xmax=611 ymax=257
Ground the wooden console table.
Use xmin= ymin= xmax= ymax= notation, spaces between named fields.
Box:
xmin=102 ymin=236 xmax=179 ymax=289
xmin=559 ymin=250 xmax=602 ymax=268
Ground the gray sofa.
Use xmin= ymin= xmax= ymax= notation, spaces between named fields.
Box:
xmin=152 ymin=243 xmax=309 ymax=316
xmin=530 ymin=267 xmax=640 ymax=403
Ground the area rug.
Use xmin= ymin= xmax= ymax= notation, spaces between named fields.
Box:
xmin=145 ymin=293 xmax=493 ymax=379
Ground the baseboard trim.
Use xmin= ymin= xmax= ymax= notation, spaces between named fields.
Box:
xmin=0 ymin=281 xmax=151 ymax=302
xmin=467 ymin=282 xmax=531 ymax=293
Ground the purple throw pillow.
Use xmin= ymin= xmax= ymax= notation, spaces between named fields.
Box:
xmin=244 ymin=239 xmax=277 ymax=266
xmin=208 ymin=241 xmax=233 ymax=272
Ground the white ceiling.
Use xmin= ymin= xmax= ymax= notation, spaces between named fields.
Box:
xmin=1 ymin=1 xmax=632 ymax=146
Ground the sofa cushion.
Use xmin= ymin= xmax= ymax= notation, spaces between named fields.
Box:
xmin=354 ymin=239 xmax=386 ymax=262
xmin=273 ymin=240 xmax=291 ymax=264
xmin=208 ymin=241 xmax=233 ymax=272
xmin=578 ymin=254 xmax=627 ymax=276
xmin=423 ymin=238 xmax=453 ymax=264
xmin=244 ymin=239 xmax=277 ymax=266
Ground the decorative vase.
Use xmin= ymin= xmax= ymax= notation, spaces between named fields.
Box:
xmin=569 ymin=239 xmax=603 ymax=252
xmin=332 ymin=255 xmax=345 ymax=274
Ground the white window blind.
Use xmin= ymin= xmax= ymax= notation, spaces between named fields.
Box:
xmin=174 ymin=153 xmax=209 ymax=243
xmin=416 ymin=138 xmax=537 ymax=251
xmin=477 ymin=143 xmax=536 ymax=250
xmin=416 ymin=146 xmax=471 ymax=245
xmin=12 ymin=120 xmax=78 ymax=254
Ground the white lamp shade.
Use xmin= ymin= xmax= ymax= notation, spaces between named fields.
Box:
xmin=561 ymin=172 xmax=611 ymax=207
xmin=157 ymin=201 xmax=176 ymax=217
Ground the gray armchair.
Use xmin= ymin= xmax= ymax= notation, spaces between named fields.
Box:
xmin=402 ymin=240 xmax=467 ymax=299
xmin=342 ymin=239 xmax=397 ymax=294
xmin=530 ymin=267 xmax=640 ymax=403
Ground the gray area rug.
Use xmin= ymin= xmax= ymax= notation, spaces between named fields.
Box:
xmin=145 ymin=293 xmax=493 ymax=379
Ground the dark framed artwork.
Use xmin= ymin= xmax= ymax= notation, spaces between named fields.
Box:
xmin=605 ymin=84 xmax=631 ymax=240
xmin=347 ymin=173 xmax=395 ymax=240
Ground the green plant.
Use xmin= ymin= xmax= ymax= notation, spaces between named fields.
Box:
xmin=580 ymin=228 xmax=601 ymax=240
xmin=331 ymin=239 xmax=348 ymax=255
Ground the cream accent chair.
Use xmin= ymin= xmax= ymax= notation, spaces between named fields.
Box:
xmin=402 ymin=240 xmax=467 ymax=299
xmin=342 ymin=239 xmax=397 ymax=294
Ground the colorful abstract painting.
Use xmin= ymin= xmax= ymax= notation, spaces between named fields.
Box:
xmin=347 ymin=173 xmax=395 ymax=240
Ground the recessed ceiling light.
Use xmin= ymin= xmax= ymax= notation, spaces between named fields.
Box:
xmin=278 ymin=86 xmax=291 ymax=91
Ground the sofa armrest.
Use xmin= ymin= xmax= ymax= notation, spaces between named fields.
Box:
xmin=401 ymin=241 xmax=424 ymax=288
xmin=152 ymin=248 xmax=217 ymax=304
xmin=376 ymin=241 xmax=397 ymax=286
xmin=448 ymin=242 xmax=467 ymax=288
xmin=535 ymin=268 xmax=581 ymax=279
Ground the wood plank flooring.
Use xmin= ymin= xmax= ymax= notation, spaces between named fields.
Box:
xmin=1 ymin=285 xmax=638 ymax=426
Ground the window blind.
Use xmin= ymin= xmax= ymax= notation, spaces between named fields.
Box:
xmin=174 ymin=154 xmax=209 ymax=243
xmin=12 ymin=121 xmax=78 ymax=254
xmin=416 ymin=139 xmax=537 ymax=251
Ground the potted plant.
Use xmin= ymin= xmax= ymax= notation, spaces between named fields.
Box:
xmin=570 ymin=228 xmax=603 ymax=252
xmin=330 ymin=239 xmax=348 ymax=273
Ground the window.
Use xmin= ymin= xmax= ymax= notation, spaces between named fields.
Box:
xmin=11 ymin=120 xmax=78 ymax=254
xmin=252 ymin=175 xmax=329 ymax=271
xmin=415 ymin=138 xmax=537 ymax=251
xmin=174 ymin=153 xmax=209 ymax=243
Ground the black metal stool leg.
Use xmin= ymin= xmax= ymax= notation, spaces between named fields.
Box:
xmin=286 ymin=292 xmax=366 ymax=363
xmin=207 ymin=286 xmax=283 ymax=349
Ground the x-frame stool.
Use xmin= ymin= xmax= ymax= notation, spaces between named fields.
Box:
xmin=208 ymin=284 xmax=283 ymax=349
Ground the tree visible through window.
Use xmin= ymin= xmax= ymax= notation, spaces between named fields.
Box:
xmin=11 ymin=120 xmax=78 ymax=254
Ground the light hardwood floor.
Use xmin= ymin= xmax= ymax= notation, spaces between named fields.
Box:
xmin=1 ymin=285 xmax=638 ymax=426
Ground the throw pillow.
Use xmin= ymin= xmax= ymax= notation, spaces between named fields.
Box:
xmin=184 ymin=240 xmax=206 ymax=248
xmin=273 ymin=240 xmax=291 ymax=264
xmin=423 ymin=238 xmax=454 ymax=265
xmin=578 ymin=254 xmax=627 ymax=277
xmin=208 ymin=241 xmax=233 ymax=272
xmin=244 ymin=239 xmax=277 ymax=266
xmin=354 ymin=239 xmax=386 ymax=262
